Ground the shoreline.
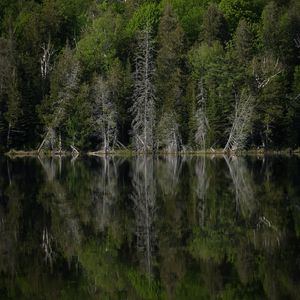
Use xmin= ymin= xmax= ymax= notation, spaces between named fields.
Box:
xmin=3 ymin=148 xmax=300 ymax=158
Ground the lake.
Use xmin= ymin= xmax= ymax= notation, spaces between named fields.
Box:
xmin=0 ymin=155 xmax=300 ymax=299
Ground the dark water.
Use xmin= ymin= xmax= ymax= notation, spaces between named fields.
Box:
xmin=0 ymin=155 xmax=300 ymax=300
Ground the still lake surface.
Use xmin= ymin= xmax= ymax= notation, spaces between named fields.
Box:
xmin=0 ymin=155 xmax=300 ymax=299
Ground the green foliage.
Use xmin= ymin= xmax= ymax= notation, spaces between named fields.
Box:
xmin=126 ymin=2 xmax=160 ymax=35
xmin=219 ymin=0 xmax=265 ymax=31
xmin=76 ymin=11 xmax=123 ymax=75
xmin=160 ymin=0 xmax=217 ymax=42
xmin=0 ymin=0 xmax=299 ymax=151
xmin=65 ymin=84 xmax=91 ymax=148
xmin=202 ymin=3 xmax=229 ymax=45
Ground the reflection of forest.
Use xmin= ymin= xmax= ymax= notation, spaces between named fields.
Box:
xmin=0 ymin=156 xmax=300 ymax=299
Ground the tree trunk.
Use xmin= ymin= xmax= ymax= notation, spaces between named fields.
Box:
xmin=58 ymin=132 xmax=62 ymax=153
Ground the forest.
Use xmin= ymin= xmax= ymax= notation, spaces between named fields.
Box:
xmin=0 ymin=0 xmax=300 ymax=153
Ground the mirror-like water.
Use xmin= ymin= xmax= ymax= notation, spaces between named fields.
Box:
xmin=0 ymin=155 xmax=300 ymax=300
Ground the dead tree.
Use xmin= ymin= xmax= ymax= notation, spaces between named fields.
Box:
xmin=131 ymin=156 xmax=157 ymax=277
xmin=223 ymin=92 xmax=254 ymax=152
xmin=40 ymin=40 xmax=55 ymax=79
xmin=131 ymin=28 xmax=156 ymax=152
xmin=91 ymin=76 xmax=118 ymax=153
xmin=195 ymin=80 xmax=209 ymax=150
xmin=252 ymin=55 xmax=282 ymax=90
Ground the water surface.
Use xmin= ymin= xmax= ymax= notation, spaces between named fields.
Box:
xmin=0 ymin=155 xmax=300 ymax=300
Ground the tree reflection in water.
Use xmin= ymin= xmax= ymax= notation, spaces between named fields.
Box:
xmin=0 ymin=155 xmax=300 ymax=299
xmin=131 ymin=156 xmax=157 ymax=279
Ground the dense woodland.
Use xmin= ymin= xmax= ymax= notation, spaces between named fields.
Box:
xmin=0 ymin=0 xmax=300 ymax=153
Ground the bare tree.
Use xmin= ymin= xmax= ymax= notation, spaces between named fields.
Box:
xmin=252 ymin=55 xmax=282 ymax=90
xmin=223 ymin=91 xmax=254 ymax=152
xmin=40 ymin=40 xmax=55 ymax=79
xmin=131 ymin=156 xmax=157 ymax=277
xmin=131 ymin=28 xmax=156 ymax=152
xmin=91 ymin=76 xmax=118 ymax=153
xmin=195 ymin=80 xmax=209 ymax=150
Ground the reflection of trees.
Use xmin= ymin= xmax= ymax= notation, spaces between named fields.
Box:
xmin=37 ymin=157 xmax=81 ymax=263
xmin=224 ymin=155 xmax=256 ymax=218
xmin=0 ymin=181 xmax=22 ymax=276
xmin=194 ymin=157 xmax=210 ymax=227
xmin=131 ymin=156 xmax=157 ymax=278
xmin=1 ymin=156 xmax=300 ymax=300
xmin=91 ymin=157 xmax=119 ymax=232
xmin=156 ymin=155 xmax=181 ymax=196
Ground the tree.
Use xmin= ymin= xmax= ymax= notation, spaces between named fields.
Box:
xmin=131 ymin=27 xmax=156 ymax=152
xmin=234 ymin=19 xmax=255 ymax=64
xmin=194 ymin=81 xmax=209 ymax=150
xmin=251 ymin=55 xmax=284 ymax=147
xmin=38 ymin=46 xmax=81 ymax=152
xmin=0 ymin=35 xmax=22 ymax=148
xmin=219 ymin=0 xmax=264 ymax=31
xmin=155 ymin=4 xmax=183 ymax=152
xmin=76 ymin=9 xmax=123 ymax=75
xmin=223 ymin=91 xmax=254 ymax=152
xmin=260 ymin=2 xmax=281 ymax=55
xmin=202 ymin=3 xmax=229 ymax=46
xmin=91 ymin=75 xmax=118 ymax=153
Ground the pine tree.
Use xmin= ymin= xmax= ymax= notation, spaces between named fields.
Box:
xmin=234 ymin=19 xmax=254 ymax=64
xmin=155 ymin=4 xmax=183 ymax=152
xmin=202 ymin=3 xmax=229 ymax=46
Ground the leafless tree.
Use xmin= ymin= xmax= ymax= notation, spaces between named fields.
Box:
xmin=195 ymin=80 xmax=209 ymax=150
xmin=131 ymin=28 xmax=156 ymax=152
xmin=40 ymin=40 xmax=55 ymax=79
xmin=252 ymin=55 xmax=282 ymax=90
xmin=131 ymin=156 xmax=157 ymax=277
xmin=91 ymin=76 xmax=118 ymax=153
xmin=223 ymin=91 xmax=255 ymax=152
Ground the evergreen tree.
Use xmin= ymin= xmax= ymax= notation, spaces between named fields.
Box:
xmin=202 ymin=3 xmax=229 ymax=46
xmin=234 ymin=19 xmax=255 ymax=64
xmin=155 ymin=4 xmax=183 ymax=152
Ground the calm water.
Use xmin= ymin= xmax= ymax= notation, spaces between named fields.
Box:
xmin=0 ymin=155 xmax=300 ymax=300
